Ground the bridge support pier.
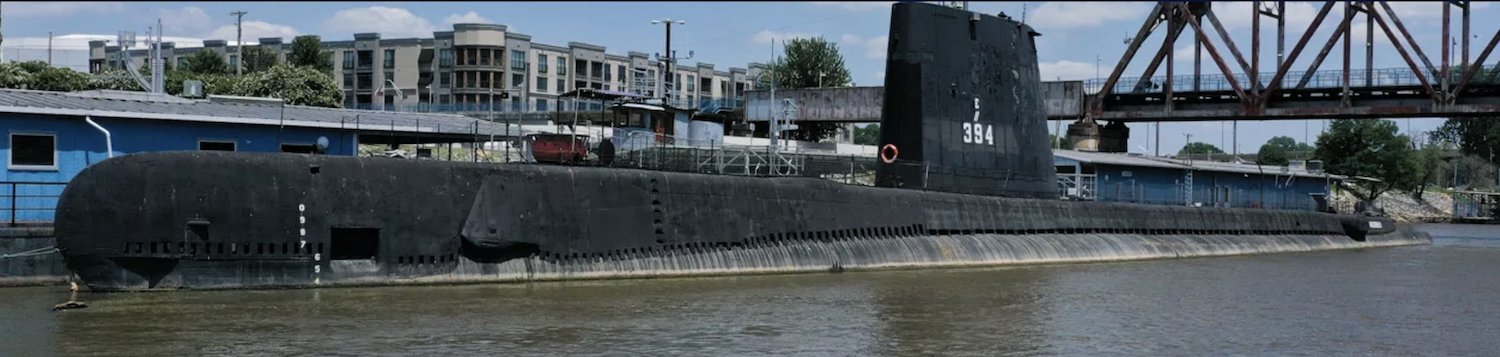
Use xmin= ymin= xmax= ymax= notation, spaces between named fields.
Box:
xmin=1099 ymin=121 xmax=1131 ymax=153
xmin=1066 ymin=121 xmax=1100 ymax=151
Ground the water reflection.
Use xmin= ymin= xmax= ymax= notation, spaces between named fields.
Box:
xmin=865 ymin=267 xmax=1053 ymax=357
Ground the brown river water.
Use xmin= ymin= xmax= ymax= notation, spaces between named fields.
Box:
xmin=2 ymin=223 xmax=1497 ymax=357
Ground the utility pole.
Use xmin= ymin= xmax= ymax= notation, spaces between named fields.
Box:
xmin=231 ymin=11 xmax=247 ymax=76
xmin=0 ymin=4 xmax=5 ymax=64
xmin=47 ymin=31 xmax=53 ymax=66
xmin=1183 ymin=133 xmax=1193 ymax=163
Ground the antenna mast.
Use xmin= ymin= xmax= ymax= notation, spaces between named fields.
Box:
xmin=231 ymin=10 xmax=247 ymax=76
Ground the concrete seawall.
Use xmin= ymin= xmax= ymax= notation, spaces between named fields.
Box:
xmin=0 ymin=227 xmax=67 ymax=287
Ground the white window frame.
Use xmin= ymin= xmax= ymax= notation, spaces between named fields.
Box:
xmin=8 ymin=132 xmax=59 ymax=171
xmin=198 ymin=139 xmax=238 ymax=152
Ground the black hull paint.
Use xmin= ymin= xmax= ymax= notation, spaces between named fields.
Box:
xmin=56 ymin=152 xmax=1430 ymax=292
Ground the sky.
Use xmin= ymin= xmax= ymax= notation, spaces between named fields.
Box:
xmin=2 ymin=1 xmax=1497 ymax=155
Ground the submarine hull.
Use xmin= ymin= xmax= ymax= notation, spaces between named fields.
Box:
xmin=56 ymin=152 xmax=1429 ymax=291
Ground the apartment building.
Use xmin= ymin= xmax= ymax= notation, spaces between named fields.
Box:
xmin=89 ymin=22 xmax=759 ymax=114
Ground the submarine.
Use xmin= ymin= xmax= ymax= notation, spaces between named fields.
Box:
xmin=54 ymin=2 xmax=1430 ymax=291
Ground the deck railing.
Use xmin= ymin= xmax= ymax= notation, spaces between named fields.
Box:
xmin=2 ymin=182 xmax=68 ymax=226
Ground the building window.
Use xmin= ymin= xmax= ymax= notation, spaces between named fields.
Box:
xmin=357 ymin=73 xmax=372 ymax=90
xmin=357 ymin=50 xmax=373 ymax=68
xmin=617 ymin=65 xmax=627 ymax=82
xmin=8 ymin=133 xmax=57 ymax=171
xmin=466 ymin=49 xmax=478 ymax=66
xmin=511 ymin=97 xmax=521 ymax=111
xmin=439 ymin=94 xmax=451 ymax=104
xmin=384 ymin=71 xmax=395 ymax=86
xmin=439 ymin=49 xmax=453 ymax=67
xmin=343 ymin=73 xmax=354 ymax=87
xmin=557 ymin=57 xmax=567 ymax=76
xmin=538 ymin=54 xmax=548 ymax=74
xmin=384 ymin=49 xmax=395 ymax=68
xmin=343 ymin=51 xmax=355 ymax=69
xmin=603 ymin=65 xmax=611 ymax=82
xmin=557 ymin=79 xmax=565 ymax=93
xmin=230 ymin=55 xmax=240 ymax=69
xmin=513 ymin=73 xmax=525 ymax=88
xmin=177 ymin=57 xmax=188 ymax=69
xmin=440 ymin=72 xmax=450 ymax=88
xmin=537 ymin=99 xmax=548 ymax=111
xmin=537 ymin=77 xmax=549 ymax=92
xmin=510 ymin=50 xmax=526 ymax=71
xmin=688 ymin=75 xmax=696 ymax=92
xmin=199 ymin=140 xmax=236 ymax=151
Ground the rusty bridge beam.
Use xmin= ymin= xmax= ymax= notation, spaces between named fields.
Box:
xmin=1367 ymin=3 xmax=1438 ymax=102
xmin=1261 ymin=2 xmax=1337 ymax=107
xmin=1296 ymin=4 xmax=1354 ymax=89
xmin=1095 ymin=2 xmax=1167 ymax=115
xmin=1452 ymin=26 xmax=1500 ymax=98
xmin=1175 ymin=2 xmax=1250 ymax=106
xmin=1443 ymin=2 xmax=1451 ymax=103
xmin=1377 ymin=2 xmax=1439 ymax=77
xmin=1204 ymin=9 xmax=1256 ymax=84
xmin=1133 ymin=21 xmax=1188 ymax=93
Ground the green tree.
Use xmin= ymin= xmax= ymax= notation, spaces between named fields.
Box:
xmin=1314 ymin=119 xmax=1419 ymax=201
xmin=241 ymin=46 xmax=281 ymax=74
xmin=1049 ymin=134 xmax=1072 ymax=149
xmin=287 ymin=35 xmax=334 ymax=74
xmin=1178 ymin=142 xmax=1225 ymax=156
xmin=185 ymin=50 xmax=231 ymax=75
xmin=1431 ymin=117 xmax=1500 ymax=165
xmin=232 ymin=63 xmax=344 ymax=108
xmin=764 ymin=36 xmax=853 ymax=142
xmin=0 ymin=61 xmax=92 ymax=91
xmin=854 ymin=124 xmax=880 ymax=145
xmin=1256 ymin=136 xmax=1315 ymax=166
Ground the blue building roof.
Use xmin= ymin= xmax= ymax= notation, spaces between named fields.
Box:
xmin=0 ymin=89 xmax=516 ymax=139
xmin=1054 ymin=150 xmax=1346 ymax=180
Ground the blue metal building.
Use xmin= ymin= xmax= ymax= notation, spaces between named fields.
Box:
xmin=0 ymin=89 xmax=513 ymax=224
xmin=1053 ymin=150 xmax=1346 ymax=211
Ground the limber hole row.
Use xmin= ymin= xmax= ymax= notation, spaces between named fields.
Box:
xmin=123 ymin=241 xmax=322 ymax=256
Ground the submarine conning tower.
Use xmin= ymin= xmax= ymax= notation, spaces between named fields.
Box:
xmin=875 ymin=2 xmax=1055 ymax=200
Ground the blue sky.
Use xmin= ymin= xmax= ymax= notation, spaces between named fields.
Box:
xmin=2 ymin=1 xmax=1496 ymax=155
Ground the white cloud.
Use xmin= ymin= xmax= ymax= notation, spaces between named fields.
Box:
xmin=1 ymin=1 xmax=125 ymax=17
xmin=321 ymin=6 xmax=437 ymax=39
xmin=839 ymin=34 xmax=888 ymax=59
xmin=752 ymin=30 xmax=819 ymax=45
xmin=442 ymin=11 xmax=492 ymax=27
xmin=1039 ymin=60 xmax=1098 ymax=81
xmin=205 ymin=21 xmax=300 ymax=43
xmin=155 ymin=7 xmax=214 ymax=34
xmin=810 ymin=2 xmax=894 ymax=13
xmin=1028 ymin=2 xmax=1153 ymax=29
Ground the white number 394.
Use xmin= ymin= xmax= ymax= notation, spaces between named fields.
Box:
xmin=961 ymin=97 xmax=994 ymax=145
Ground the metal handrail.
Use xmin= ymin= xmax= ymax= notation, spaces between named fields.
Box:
xmin=3 ymin=182 xmax=68 ymax=227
